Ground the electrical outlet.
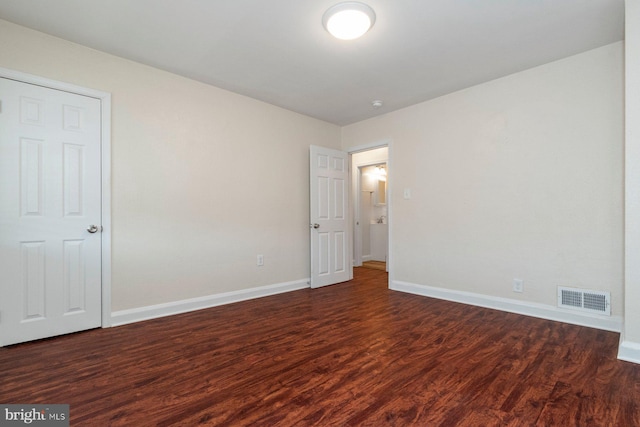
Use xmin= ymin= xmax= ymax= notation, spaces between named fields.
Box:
xmin=513 ymin=278 xmax=524 ymax=293
xmin=257 ymin=254 xmax=264 ymax=266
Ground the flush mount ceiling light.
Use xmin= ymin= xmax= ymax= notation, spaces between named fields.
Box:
xmin=322 ymin=2 xmax=376 ymax=40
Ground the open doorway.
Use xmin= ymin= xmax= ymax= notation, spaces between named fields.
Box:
xmin=351 ymin=146 xmax=389 ymax=272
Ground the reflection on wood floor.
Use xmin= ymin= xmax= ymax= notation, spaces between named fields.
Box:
xmin=361 ymin=260 xmax=386 ymax=271
xmin=1 ymin=267 xmax=639 ymax=426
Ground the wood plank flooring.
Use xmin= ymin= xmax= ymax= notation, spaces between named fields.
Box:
xmin=1 ymin=268 xmax=639 ymax=426
xmin=361 ymin=261 xmax=387 ymax=271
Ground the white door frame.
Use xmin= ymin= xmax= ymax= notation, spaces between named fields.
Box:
xmin=354 ymin=161 xmax=387 ymax=266
xmin=347 ymin=140 xmax=392 ymax=284
xmin=0 ymin=67 xmax=112 ymax=327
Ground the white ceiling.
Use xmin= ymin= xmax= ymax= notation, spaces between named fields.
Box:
xmin=0 ymin=0 xmax=624 ymax=125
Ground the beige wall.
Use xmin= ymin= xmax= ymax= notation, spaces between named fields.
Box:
xmin=0 ymin=19 xmax=341 ymax=311
xmin=0 ymin=18 xmax=627 ymax=330
xmin=343 ymin=43 xmax=624 ymax=314
xmin=623 ymin=0 xmax=640 ymax=354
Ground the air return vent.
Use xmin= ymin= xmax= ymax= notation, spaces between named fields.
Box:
xmin=557 ymin=286 xmax=610 ymax=316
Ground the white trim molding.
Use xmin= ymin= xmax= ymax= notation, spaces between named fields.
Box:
xmin=346 ymin=139 xmax=392 ymax=155
xmin=346 ymin=138 xmax=393 ymax=288
xmin=618 ymin=340 xmax=640 ymax=364
xmin=0 ymin=67 xmax=113 ymax=328
xmin=391 ymin=280 xmax=622 ymax=333
xmin=111 ymin=278 xmax=310 ymax=326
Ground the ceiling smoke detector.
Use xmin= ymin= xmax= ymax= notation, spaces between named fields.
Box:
xmin=322 ymin=2 xmax=376 ymax=40
xmin=372 ymin=100 xmax=383 ymax=109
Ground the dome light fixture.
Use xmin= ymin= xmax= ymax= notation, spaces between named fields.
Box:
xmin=322 ymin=2 xmax=376 ymax=40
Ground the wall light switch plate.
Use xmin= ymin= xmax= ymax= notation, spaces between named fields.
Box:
xmin=257 ymin=255 xmax=264 ymax=266
xmin=403 ymin=188 xmax=411 ymax=199
xmin=513 ymin=278 xmax=524 ymax=293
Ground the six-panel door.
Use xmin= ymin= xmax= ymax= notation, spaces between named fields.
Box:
xmin=310 ymin=145 xmax=350 ymax=288
xmin=0 ymin=78 xmax=102 ymax=346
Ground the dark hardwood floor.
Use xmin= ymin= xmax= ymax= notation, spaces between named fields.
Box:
xmin=1 ymin=268 xmax=639 ymax=426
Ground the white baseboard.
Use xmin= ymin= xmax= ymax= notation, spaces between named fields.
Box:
xmin=391 ymin=280 xmax=622 ymax=333
xmin=618 ymin=339 xmax=640 ymax=364
xmin=362 ymin=255 xmax=372 ymax=262
xmin=110 ymin=278 xmax=310 ymax=327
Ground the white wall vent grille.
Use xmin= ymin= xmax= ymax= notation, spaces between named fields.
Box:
xmin=557 ymin=286 xmax=610 ymax=316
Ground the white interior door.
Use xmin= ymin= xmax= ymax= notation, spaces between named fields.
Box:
xmin=310 ymin=145 xmax=351 ymax=288
xmin=0 ymin=77 xmax=102 ymax=346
